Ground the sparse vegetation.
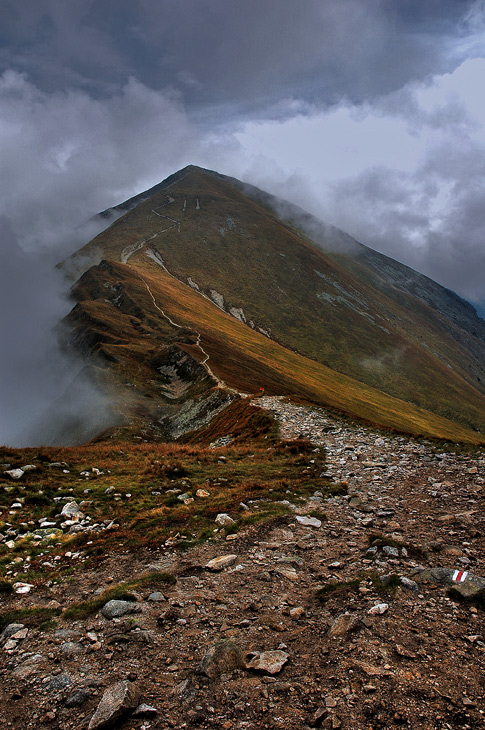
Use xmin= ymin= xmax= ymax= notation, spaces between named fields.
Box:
xmin=0 ymin=579 xmax=13 ymax=595
xmin=0 ymin=606 xmax=61 ymax=632
xmin=0 ymin=436 xmax=327 ymax=585
xmin=315 ymin=578 xmax=361 ymax=603
xmin=367 ymin=532 xmax=427 ymax=559
xmin=62 ymin=572 xmax=176 ymax=620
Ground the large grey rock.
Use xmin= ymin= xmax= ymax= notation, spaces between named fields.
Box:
xmin=100 ymin=599 xmax=141 ymax=619
xmin=197 ymin=640 xmax=245 ymax=679
xmin=88 ymin=680 xmax=140 ymax=730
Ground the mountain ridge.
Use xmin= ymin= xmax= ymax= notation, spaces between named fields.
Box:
xmin=57 ymin=165 xmax=485 ymax=444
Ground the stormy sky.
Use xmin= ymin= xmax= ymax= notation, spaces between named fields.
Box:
xmin=1 ymin=0 xmax=484 ymax=443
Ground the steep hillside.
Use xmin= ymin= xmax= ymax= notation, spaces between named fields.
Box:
xmin=62 ymin=165 xmax=485 ymax=442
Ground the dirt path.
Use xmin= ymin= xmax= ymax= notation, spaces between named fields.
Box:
xmin=1 ymin=402 xmax=483 ymax=729
xmin=135 ymin=272 xmax=227 ymax=389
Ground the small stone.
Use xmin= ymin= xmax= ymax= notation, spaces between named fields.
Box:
xmin=197 ymin=640 xmax=245 ymax=679
xmin=133 ymin=704 xmax=159 ymax=717
xmin=328 ymin=613 xmax=360 ymax=637
xmin=295 ymin=515 xmax=321 ymax=528
xmin=289 ymin=606 xmax=305 ymax=619
xmin=246 ymin=650 xmax=289 ymax=675
xmin=100 ymin=600 xmax=141 ymax=619
xmin=61 ymin=501 xmax=84 ymax=519
xmin=324 ymin=696 xmax=338 ymax=708
xmin=147 ymin=592 xmax=166 ymax=602
xmin=274 ymin=565 xmax=298 ymax=580
xmin=48 ymin=673 xmax=72 ymax=692
xmin=395 ymin=644 xmax=417 ymax=659
xmin=13 ymin=582 xmax=34 ymax=594
xmin=368 ymin=603 xmax=389 ymax=615
xmin=196 ymin=489 xmax=210 ymax=498
xmin=5 ymin=469 xmax=24 ymax=480
xmin=88 ymin=680 xmax=140 ymax=730
xmin=59 ymin=641 xmax=83 ymax=656
xmin=382 ymin=545 xmax=399 ymax=558
xmin=205 ymin=554 xmax=238 ymax=572
xmin=64 ymin=688 xmax=91 ymax=707
xmin=400 ymin=576 xmax=418 ymax=592
xmin=309 ymin=706 xmax=328 ymax=727
xmin=215 ymin=513 xmax=235 ymax=527
xmin=1 ymin=624 xmax=25 ymax=641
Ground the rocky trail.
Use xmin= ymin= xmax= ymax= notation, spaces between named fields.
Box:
xmin=1 ymin=398 xmax=484 ymax=729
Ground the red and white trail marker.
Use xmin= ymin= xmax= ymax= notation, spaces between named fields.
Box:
xmin=452 ymin=569 xmax=468 ymax=583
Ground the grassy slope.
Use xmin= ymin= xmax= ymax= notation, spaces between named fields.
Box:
xmin=66 ymin=167 xmax=485 ymax=437
xmin=118 ymin=258 xmax=482 ymax=443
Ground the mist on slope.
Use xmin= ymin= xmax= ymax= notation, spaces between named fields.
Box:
xmin=0 ymin=72 xmax=200 ymax=446
xmin=0 ymin=218 xmax=119 ymax=447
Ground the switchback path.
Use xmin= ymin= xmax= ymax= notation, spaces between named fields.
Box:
xmin=135 ymin=271 xmax=228 ymax=390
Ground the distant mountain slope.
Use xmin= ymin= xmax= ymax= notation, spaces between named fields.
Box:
xmin=62 ymin=165 xmax=485 ymax=442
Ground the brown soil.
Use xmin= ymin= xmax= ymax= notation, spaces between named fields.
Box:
xmin=1 ymin=398 xmax=484 ymax=730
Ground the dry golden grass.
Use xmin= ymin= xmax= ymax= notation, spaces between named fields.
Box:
xmin=126 ymin=260 xmax=484 ymax=444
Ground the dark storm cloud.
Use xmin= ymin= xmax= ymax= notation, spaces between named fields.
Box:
xmin=0 ymin=0 xmax=479 ymax=115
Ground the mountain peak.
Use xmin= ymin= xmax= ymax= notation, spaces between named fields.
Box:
xmin=59 ymin=166 xmax=485 ymax=445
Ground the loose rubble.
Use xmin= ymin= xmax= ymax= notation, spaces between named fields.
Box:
xmin=0 ymin=396 xmax=484 ymax=729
